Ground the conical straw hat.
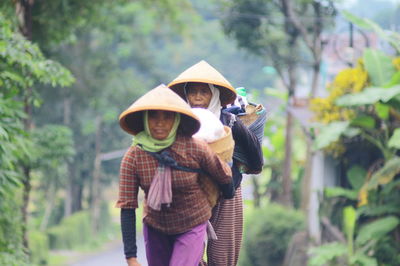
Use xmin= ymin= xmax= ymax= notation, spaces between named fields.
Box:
xmin=168 ymin=60 xmax=237 ymax=106
xmin=119 ymin=84 xmax=200 ymax=136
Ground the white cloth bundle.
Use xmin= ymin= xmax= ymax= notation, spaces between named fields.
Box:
xmin=192 ymin=108 xmax=225 ymax=143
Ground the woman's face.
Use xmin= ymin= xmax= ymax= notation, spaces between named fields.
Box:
xmin=147 ymin=110 xmax=176 ymax=140
xmin=186 ymin=83 xmax=212 ymax=109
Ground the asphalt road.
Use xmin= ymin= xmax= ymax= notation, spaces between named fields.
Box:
xmin=71 ymin=234 xmax=148 ymax=266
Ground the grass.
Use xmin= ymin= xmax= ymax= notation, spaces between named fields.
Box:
xmin=47 ymin=253 xmax=70 ymax=265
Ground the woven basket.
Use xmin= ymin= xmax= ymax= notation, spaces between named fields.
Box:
xmin=199 ymin=126 xmax=234 ymax=207
xmin=238 ymin=103 xmax=264 ymax=127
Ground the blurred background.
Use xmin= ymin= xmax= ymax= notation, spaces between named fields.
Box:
xmin=1 ymin=0 xmax=399 ymax=265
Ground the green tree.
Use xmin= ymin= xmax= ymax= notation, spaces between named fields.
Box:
xmin=220 ymin=0 xmax=336 ymax=207
xmin=28 ymin=0 xmax=194 ymax=232
xmin=0 ymin=12 xmax=73 ymax=262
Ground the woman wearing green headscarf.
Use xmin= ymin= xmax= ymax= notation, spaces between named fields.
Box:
xmin=116 ymin=84 xmax=234 ymax=266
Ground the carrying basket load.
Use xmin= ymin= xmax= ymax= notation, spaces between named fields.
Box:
xmin=198 ymin=126 xmax=234 ymax=207
xmin=234 ymin=103 xmax=266 ymax=174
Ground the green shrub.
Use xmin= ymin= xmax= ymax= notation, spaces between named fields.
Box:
xmin=0 ymin=252 xmax=29 ymax=266
xmin=47 ymin=203 xmax=113 ymax=250
xmin=47 ymin=211 xmax=91 ymax=249
xmin=28 ymin=230 xmax=49 ymax=265
xmin=0 ymin=195 xmax=29 ymax=265
xmin=239 ymin=203 xmax=305 ymax=266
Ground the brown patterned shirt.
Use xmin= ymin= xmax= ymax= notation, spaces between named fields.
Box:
xmin=116 ymin=135 xmax=232 ymax=234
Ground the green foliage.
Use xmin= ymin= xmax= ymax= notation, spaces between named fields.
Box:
xmin=343 ymin=206 xmax=356 ymax=256
xmin=311 ymin=11 xmax=400 ymax=266
xmin=363 ymin=49 xmax=396 ymax=86
xmin=335 ymin=85 xmax=400 ymax=106
xmin=47 ymin=211 xmax=91 ymax=250
xmin=0 ymin=252 xmax=29 ymax=266
xmin=28 ymin=231 xmax=49 ymax=265
xmin=347 ymin=166 xmax=366 ymax=190
xmin=309 ymin=206 xmax=379 ymax=266
xmin=350 ymin=115 xmax=375 ymax=129
xmin=342 ymin=11 xmax=400 ymax=53
xmin=31 ymin=125 xmax=75 ymax=169
xmin=356 ymin=216 xmax=399 ymax=246
xmin=313 ymin=121 xmax=350 ymax=150
xmin=47 ymin=203 xmax=112 ymax=250
xmin=0 ymin=199 xmax=29 ymax=265
xmin=308 ymin=242 xmax=347 ymax=266
xmin=366 ymin=157 xmax=400 ymax=189
xmin=374 ymin=102 xmax=390 ymax=120
xmin=0 ymin=11 xmax=74 ymax=262
xmin=388 ymin=128 xmax=400 ymax=149
xmin=324 ymin=187 xmax=358 ymax=200
xmin=0 ymin=13 xmax=74 ymax=88
xmin=240 ymin=203 xmax=304 ymax=266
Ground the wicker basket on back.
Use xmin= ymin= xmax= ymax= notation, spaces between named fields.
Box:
xmin=238 ymin=103 xmax=264 ymax=127
xmin=235 ymin=103 xmax=266 ymax=174
xmin=198 ymin=126 xmax=234 ymax=207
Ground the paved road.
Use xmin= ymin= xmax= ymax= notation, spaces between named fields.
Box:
xmin=71 ymin=234 xmax=148 ymax=266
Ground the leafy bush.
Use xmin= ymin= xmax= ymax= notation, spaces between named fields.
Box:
xmin=47 ymin=203 xmax=113 ymax=250
xmin=0 ymin=197 xmax=29 ymax=265
xmin=0 ymin=252 xmax=29 ymax=266
xmin=28 ymin=231 xmax=49 ymax=265
xmin=47 ymin=211 xmax=91 ymax=250
xmin=239 ymin=203 xmax=305 ymax=266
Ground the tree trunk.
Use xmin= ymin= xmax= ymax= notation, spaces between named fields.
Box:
xmin=309 ymin=61 xmax=321 ymax=98
xmin=40 ymin=183 xmax=56 ymax=231
xmin=64 ymin=168 xmax=74 ymax=217
xmin=21 ymin=167 xmax=31 ymax=250
xmin=300 ymin=137 xmax=313 ymax=212
xmin=16 ymin=0 xmax=35 ymax=251
xmin=91 ymin=116 xmax=103 ymax=232
xmin=251 ymin=175 xmax=261 ymax=208
xmin=63 ymin=97 xmax=74 ymax=217
xmin=280 ymin=110 xmax=294 ymax=207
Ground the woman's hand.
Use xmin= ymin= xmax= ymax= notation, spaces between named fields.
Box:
xmin=126 ymin=257 xmax=141 ymax=266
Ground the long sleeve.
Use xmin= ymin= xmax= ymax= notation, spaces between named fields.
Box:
xmin=121 ymin=208 xmax=137 ymax=259
xmin=196 ymin=140 xmax=235 ymax=199
xmin=193 ymin=139 xmax=232 ymax=184
xmin=116 ymin=147 xmax=139 ymax=209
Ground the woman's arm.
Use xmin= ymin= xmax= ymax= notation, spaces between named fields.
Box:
xmin=117 ymin=148 xmax=141 ymax=265
xmin=121 ymin=208 xmax=138 ymax=259
xmin=196 ymin=140 xmax=235 ymax=198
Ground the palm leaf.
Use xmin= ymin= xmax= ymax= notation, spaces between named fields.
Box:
xmin=367 ymin=157 xmax=400 ymax=189
xmin=355 ymin=216 xmax=400 ymax=246
xmin=336 ymin=85 xmax=400 ymax=106
xmin=363 ymin=49 xmax=396 ymax=86
xmin=388 ymin=128 xmax=400 ymax=149
xmin=313 ymin=121 xmax=349 ymax=150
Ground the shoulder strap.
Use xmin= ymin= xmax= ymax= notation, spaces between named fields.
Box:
xmin=146 ymin=149 xmax=205 ymax=174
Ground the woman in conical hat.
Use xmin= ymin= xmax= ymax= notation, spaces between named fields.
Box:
xmin=168 ymin=62 xmax=264 ymax=266
xmin=116 ymin=84 xmax=234 ymax=266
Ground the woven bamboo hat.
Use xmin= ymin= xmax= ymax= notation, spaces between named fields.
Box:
xmin=168 ymin=60 xmax=237 ymax=106
xmin=119 ymin=84 xmax=200 ymax=136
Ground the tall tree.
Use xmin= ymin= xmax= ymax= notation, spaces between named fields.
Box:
xmin=220 ymin=0 xmax=335 ymax=207
xmin=0 ymin=11 xmax=73 ymax=257
xmin=30 ymin=0 xmax=194 ymax=230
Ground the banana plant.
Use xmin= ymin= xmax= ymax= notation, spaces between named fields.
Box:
xmin=309 ymin=206 xmax=399 ymax=266
xmin=310 ymin=13 xmax=400 ymax=265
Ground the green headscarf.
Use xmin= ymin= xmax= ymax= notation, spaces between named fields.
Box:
xmin=132 ymin=111 xmax=181 ymax=152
